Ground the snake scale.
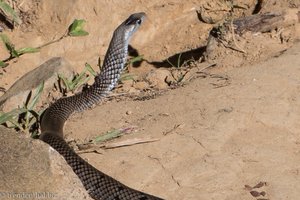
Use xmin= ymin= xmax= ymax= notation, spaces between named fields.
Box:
xmin=40 ymin=13 xmax=164 ymax=200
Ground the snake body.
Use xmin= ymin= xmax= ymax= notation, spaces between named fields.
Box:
xmin=40 ymin=13 xmax=163 ymax=200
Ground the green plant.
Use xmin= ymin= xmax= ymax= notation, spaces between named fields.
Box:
xmin=165 ymin=53 xmax=195 ymax=84
xmin=92 ymin=127 xmax=135 ymax=143
xmin=118 ymin=55 xmax=144 ymax=82
xmin=119 ymin=73 xmax=136 ymax=82
xmin=166 ymin=53 xmax=196 ymax=69
xmin=0 ymin=1 xmax=22 ymax=26
xmin=166 ymin=53 xmax=183 ymax=68
xmin=37 ymin=19 xmax=89 ymax=49
xmin=68 ymin=19 xmax=89 ymax=36
xmin=0 ymin=60 xmax=8 ymax=68
xmin=0 ymin=18 xmax=90 ymax=134
xmin=0 ymin=33 xmax=39 ymax=61
xmin=0 ymin=18 xmax=89 ymax=67
xmin=0 ymin=82 xmax=44 ymax=137
xmin=59 ymin=63 xmax=96 ymax=93
xmin=127 ymin=55 xmax=144 ymax=66
xmin=173 ymin=71 xmax=185 ymax=83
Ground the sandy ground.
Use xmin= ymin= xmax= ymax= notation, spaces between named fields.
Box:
xmin=64 ymin=42 xmax=300 ymax=200
xmin=1 ymin=1 xmax=300 ymax=200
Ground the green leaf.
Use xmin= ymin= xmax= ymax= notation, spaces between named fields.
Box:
xmin=70 ymin=30 xmax=89 ymax=36
xmin=0 ymin=34 xmax=10 ymax=46
xmin=85 ymin=63 xmax=97 ymax=76
xmin=0 ymin=33 xmax=19 ymax=58
xmin=21 ymin=82 xmax=43 ymax=129
xmin=68 ymin=19 xmax=89 ymax=37
xmin=58 ymin=74 xmax=72 ymax=91
xmin=0 ymin=60 xmax=8 ymax=68
xmin=17 ymin=47 xmax=39 ymax=55
xmin=72 ymin=75 xmax=90 ymax=92
xmin=93 ymin=127 xmax=136 ymax=143
xmin=8 ymin=44 xmax=19 ymax=57
xmin=120 ymin=73 xmax=135 ymax=81
xmin=0 ymin=1 xmax=22 ymax=25
xmin=177 ymin=53 xmax=182 ymax=68
xmin=27 ymin=82 xmax=44 ymax=110
xmin=74 ymin=69 xmax=89 ymax=86
xmin=93 ymin=129 xmax=123 ymax=143
xmin=128 ymin=55 xmax=144 ymax=65
xmin=59 ymin=63 xmax=96 ymax=93
xmin=0 ymin=83 xmax=44 ymax=133
xmin=0 ymin=108 xmax=27 ymax=125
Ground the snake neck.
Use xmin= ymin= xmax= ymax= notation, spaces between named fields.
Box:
xmin=94 ymin=30 xmax=128 ymax=92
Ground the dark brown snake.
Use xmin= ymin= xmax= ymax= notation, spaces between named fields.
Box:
xmin=40 ymin=13 xmax=164 ymax=200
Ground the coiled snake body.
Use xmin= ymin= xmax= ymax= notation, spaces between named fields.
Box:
xmin=40 ymin=13 xmax=163 ymax=200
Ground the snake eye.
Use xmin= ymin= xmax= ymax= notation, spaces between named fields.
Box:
xmin=136 ymin=19 xmax=142 ymax=25
xmin=125 ymin=18 xmax=142 ymax=26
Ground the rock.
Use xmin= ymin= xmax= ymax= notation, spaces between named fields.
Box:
xmin=0 ymin=127 xmax=93 ymax=200
xmin=126 ymin=110 xmax=132 ymax=115
xmin=145 ymin=69 xmax=172 ymax=89
xmin=0 ymin=57 xmax=74 ymax=112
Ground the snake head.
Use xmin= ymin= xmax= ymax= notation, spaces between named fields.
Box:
xmin=124 ymin=12 xmax=146 ymax=26
xmin=117 ymin=12 xmax=146 ymax=41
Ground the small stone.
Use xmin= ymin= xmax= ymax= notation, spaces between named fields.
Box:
xmin=250 ymin=191 xmax=261 ymax=197
xmin=159 ymin=113 xmax=170 ymax=117
xmin=260 ymin=191 xmax=266 ymax=196
xmin=126 ymin=110 xmax=132 ymax=115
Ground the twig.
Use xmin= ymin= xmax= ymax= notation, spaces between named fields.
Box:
xmin=163 ymin=124 xmax=185 ymax=135
xmin=104 ymin=138 xmax=159 ymax=149
xmin=218 ymin=39 xmax=245 ymax=53
xmin=36 ymin=31 xmax=68 ymax=49
xmin=77 ymin=149 xmax=103 ymax=154
xmin=197 ymin=63 xmax=217 ymax=72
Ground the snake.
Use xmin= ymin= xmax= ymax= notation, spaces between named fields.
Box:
xmin=40 ymin=12 xmax=164 ymax=200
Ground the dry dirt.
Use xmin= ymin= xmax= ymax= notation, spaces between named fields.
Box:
xmin=1 ymin=0 xmax=300 ymax=200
